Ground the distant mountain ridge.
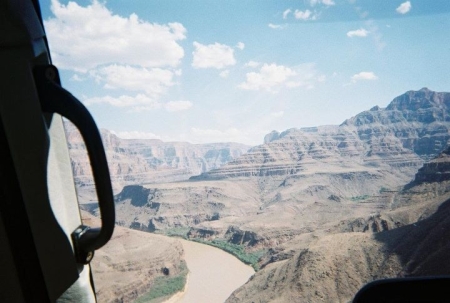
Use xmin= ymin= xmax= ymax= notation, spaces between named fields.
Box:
xmin=65 ymin=124 xmax=250 ymax=191
xmin=194 ymin=88 xmax=450 ymax=180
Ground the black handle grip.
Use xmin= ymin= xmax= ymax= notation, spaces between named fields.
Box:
xmin=34 ymin=65 xmax=115 ymax=261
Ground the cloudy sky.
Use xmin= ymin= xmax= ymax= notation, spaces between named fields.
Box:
xmin=40 ymin=0 xmax=450 ymax=145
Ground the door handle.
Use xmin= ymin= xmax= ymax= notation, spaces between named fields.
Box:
xmin=34 ymin=65 xmax=115 ymax=264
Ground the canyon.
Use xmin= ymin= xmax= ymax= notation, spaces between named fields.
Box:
xmin=71 ymin=88 xmax=450 ymax=302
xmin=94 ymin=89 xmax=450 ymax=247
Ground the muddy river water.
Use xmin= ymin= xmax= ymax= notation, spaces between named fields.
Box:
xmin=164 ymin=239 xmax=255 ymax=303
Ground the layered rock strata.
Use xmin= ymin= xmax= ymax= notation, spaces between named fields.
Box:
xmin=65 ymin=123 xmax=249 ymax=192
xmin=196 ymin=88 xmax=450 ymax=180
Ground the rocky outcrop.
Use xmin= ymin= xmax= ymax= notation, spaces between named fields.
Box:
xmin=408 ymin=146 xmax=450 ymax=186
xmin=225 ymin=226 xmax=262 ymax=246
xmin=65 ymin=123 xmax=249 ymax=192
xmin=339 ymin=214 xmax=398 ymax=233
xmin=115 ymin=185 xmax=152 ymax=207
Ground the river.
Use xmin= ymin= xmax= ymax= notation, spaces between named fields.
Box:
xmin=164 ymin=239 xmax=255 ymax=303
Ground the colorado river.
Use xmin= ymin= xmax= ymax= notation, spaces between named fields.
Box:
xmin=165 ymin=239 xmax=255 ymax=303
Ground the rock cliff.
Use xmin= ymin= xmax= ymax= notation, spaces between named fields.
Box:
xmin=343 ymin=88 xmax=450 ymax=158
xmin=65 ymin=123 xmax=249 ymax=192
xmin=407 ymin=147 xmax=450 ymax=186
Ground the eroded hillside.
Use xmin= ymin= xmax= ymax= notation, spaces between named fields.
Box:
xmin=226 ymin=145 xmax=450 ymax=303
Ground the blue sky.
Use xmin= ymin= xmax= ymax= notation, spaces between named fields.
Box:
xmin=40 ymin=0 xmax=450 ymax=145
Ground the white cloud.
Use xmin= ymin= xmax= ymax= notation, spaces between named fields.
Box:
xmin=245 ymin=61 xmax=261 ymax=68
xmin=111 ymin=130 xmax=161 ymax=140
xmin=192 ymin=42 xmax=236 ymax=69
xmin=90 ymin=65 xmax=174 ymax=98
xmin=45 ymin=0 xmax=186 ymax=72
xmin=219 ymin=70 xmax=230 ymax=78
xmin=347 ymin=28 xmax=369 ymax=38
xmin=84 ymin=94 xmax=161 ymax=108
xmin=310 ymin=0 xmax=335 ymax=6
xmin=268 ymin=23 xmax=285 ymax=29
xmin=351 ymin=71 xmax=378 ymax=82
xmin=239 ymin=63 xmax=322 ymax=92
xmin=239 ymin=63 xmax=296 ymax=92
xmin=283 ymin=9 xmax=292 ymax=19
xmin=294 ymin=9 xmax=317 ymax=21
xmin=396 ymin=1 xmax=411 ymax=14
xmin=236 ymin=42 xmax=245 ymax=50
xmin=164 ymin=100 xmax=193 ymax=112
